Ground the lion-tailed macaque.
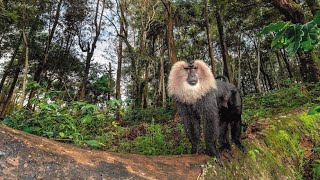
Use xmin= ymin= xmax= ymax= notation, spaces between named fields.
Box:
xmin=168 ymin=60 xmax=246 ymax=162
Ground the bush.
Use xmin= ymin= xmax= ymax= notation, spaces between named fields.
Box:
xmin=123 ymin=107 xmax=174 ymax=124
xmin=2 ymin=100 xmax=114 ymax=148
xmin=243 ymin=83 xmax=319 ymax=125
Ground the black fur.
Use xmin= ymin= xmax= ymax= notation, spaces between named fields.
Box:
xmin=176 ymin=80 xmax=246 ymax=161
xmin=215 ymin=80 xmax=247 ymax=154
xmin=176 ymin=89 xmax=220 ymax=157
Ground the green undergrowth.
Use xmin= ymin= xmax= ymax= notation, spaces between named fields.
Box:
xmin=202 ymin=107 xmax=320 ymax=179
xmin=242 ymin=82 xmax=320 ymax=125
xmin=1 ymin=91 xmax=187 ymax=155
xmin=1 ymin=82 xmax=320 ymax=173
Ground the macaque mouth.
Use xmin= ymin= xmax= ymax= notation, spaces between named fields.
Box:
xmin=188 ymin=80 xmax=198 ymax=85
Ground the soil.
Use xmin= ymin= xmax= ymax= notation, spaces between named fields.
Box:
xmin=0 ymin=125 xmax=208 ymax=180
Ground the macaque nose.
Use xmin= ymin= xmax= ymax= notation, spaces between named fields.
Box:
xmin=187 ymin=73 xmax=198 ymax=85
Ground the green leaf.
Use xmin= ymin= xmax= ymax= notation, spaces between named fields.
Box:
xmin=81 ymin=104 xmax=97 ymax=114
xmin=259 ymin=21 xmax=292 ymax=36
xmin=59 ymin=132 xmax=65 ymax=138
xmin=23 ymin=127 xmax=37 ymax=133
xmin=80 ymin=114 xmax=93 ymax=124
xmin=287 ymin=25 xmax=304 ymax=55
xmin=271 ymin=30 xmax=287 ymax=49
xmin=301 ymin=34 xmax=313 ymax=51
xmin=308 ymin=105 xmax=320 ymax=115
xmin=85 ymin=140 xmax=104 ymax=148
xmin=313 ymin=10 xmax=320 ymax=25
xmin=313 ymin=146 xmax=320 ymax=152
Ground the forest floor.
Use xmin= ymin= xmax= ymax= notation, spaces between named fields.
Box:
xmin=0 ymin=125 xmax=209 ymax=180
xmin=0 ymin=108 xmax=319 ymax=179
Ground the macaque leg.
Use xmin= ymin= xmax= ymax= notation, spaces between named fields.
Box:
xmin=231 ymin=109 xmax=247 ymax=154
xmin=219 ymin=119 xmax=231 ymax=151
xmin=182 ymin=116 xmax=200 ymax=154
xmin=203 ymin=113 xmax=220 ymax=158
xmin=177 ymin=103 xmax=200 ymax=154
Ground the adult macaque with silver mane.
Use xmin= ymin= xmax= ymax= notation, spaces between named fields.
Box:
xmin=167 ymin=60 xmax=246 ymax=161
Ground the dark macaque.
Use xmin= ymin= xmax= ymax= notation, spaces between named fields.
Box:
xmin=215 ymin=78 xmax=247 ymax=154
xmin=167 ymin=60 xmax=246 ymax=163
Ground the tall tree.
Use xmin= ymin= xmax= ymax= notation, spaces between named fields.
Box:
xmin=20 ymin=29 xmax=29 ymax=108
xmin=0 ymin=33 xmax=22 ymax=94
xmin=115 ymin=0 xmax=124 ymax=121
xmin=204 ymin=0 xmax=215 ymax=74
xmin=215 ymin=9 xmax=232 ymax=82
xmin=159 ymin=37 xmax=166 ymax=107
xmin=78 ymin=0 xmax=106 ymax=100
xmin=27 ymin=0 xmax=63 ymax=108
xmin=162 ymin=0 xmax=177 ymax=65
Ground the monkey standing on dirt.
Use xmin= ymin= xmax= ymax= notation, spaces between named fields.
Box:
xmin=167 ymin=60 xmax=246 ymax=162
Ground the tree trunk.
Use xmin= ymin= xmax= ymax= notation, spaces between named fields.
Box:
xmin=19 ymin=31 xmax=29 ymax=108
xmin=260 ymin=63 xmax=273 ymax=91
xmin=0 ymin=33 xmax=22 ymax=94
xmin=237 ymin=35 xmax=242 ymax=89
xmin=1 ymin=47 xmax=25 ymax=116
xmin=78 ymin=0 xmax=105 ymax=100
xmin=159 ymin=37 xmax=166 ymax=108
xmin=116 ymin=0 xmax=140 ymax=108
xmin=270 ymin=0 xmax=320 ymax=82
xmin=254 ymin=38 xmax=261 ymax=93
xmin=27 ymin=0 xmax=63 ymax=108
xmin=141 ymin=61 xmax=149 ymax=108
xmin=204 ymin=0 xmax=215 ymax=74
xmin=108 ymin=62 xmax=112 ymax=101
xmin=115 ymin=5 xmax=124 ymax=121
xmin=79 ymin=50 xmax=93 ymax=101
xmin=215 ymin=10 xmax=232 ymax=81
xmin=280 ymin=49 xmax=293 ymax=78
xmin=162 ymin=0 xmax=178 ymax=65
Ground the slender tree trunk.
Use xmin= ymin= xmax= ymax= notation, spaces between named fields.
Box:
xmin=115 ymin=6 xmax=124 ymax=122
xmin=108 ymin=62 xmax=112 ymax=101
xmin=204 ymin=0 xmax=215 ymax=74
xmin=280 ymin=49 xmax=293 ymax=78
xmin=115 ymin=0 xmax=140 ymax=108
xmin=79 ymin=50 xmax=92 ymax=100
xmin=215 ymin=10 xmax=232 ymax=81
xmin=254 ymin=38 xmax=261 ymax=93
xmin=27 ymin=0 xmax=63 ymax=108
xmin=1 ymin=47 xmax=25 ymax=116
xmin=237 ymin=35 xmax=242 ymax=89
xmin=260 ymin=64 xmax=273 ymax=90
xmin=162 ymin=0 xmax=177 ymax=65
xmin=19 ymin=31 xmax=29 ymax=108
xmin=159 ymin=37 xmax=166 ymax=108
xmin=78 ymin=0 xmax=105 ymax=100
xmin=275 ymin=51 xmax=284 ymax=77
xmin=141 ymin=61 xmax=149 ymax=108
xmin=0 ymin=33 xmax=22 ymax=94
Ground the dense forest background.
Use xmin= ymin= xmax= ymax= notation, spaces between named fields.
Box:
xmin=0 ymin=0 xmax=320 ymax=179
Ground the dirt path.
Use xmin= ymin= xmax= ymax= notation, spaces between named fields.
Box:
xmin=0 ymin=125 xmax=209 ymax=180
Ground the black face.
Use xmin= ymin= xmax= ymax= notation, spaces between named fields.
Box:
xmin=185 ymin=62 xmax=198 ymax=86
